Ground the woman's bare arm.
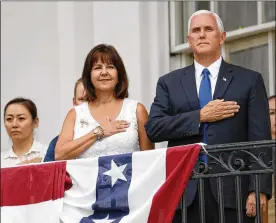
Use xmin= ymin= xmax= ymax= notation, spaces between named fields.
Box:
xmin=55 ymin=109 xmax=98 ymax=160
xmin=136 ymin=103 xmax=155 ymax=151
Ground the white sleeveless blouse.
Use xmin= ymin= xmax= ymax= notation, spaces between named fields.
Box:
xmin=73 ymin=99 xmax=140 ymax=158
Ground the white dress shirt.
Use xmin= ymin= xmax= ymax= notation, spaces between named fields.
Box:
xmin=1 ymin=140 xmax=48 ymax=168
xmin=194 ymin=56 xmax=222 ymax=97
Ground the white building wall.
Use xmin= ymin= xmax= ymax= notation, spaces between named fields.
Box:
xmin=1 ymin=2 xmax=170 ymax=151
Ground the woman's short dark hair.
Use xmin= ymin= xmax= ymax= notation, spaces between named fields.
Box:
xmin=4 ymin=97 xmax=38 ymax=121
xmin=73 ymin=78 xmax=83 ymax=98
xmin=81 ymin=44 xmax=129 ymax=101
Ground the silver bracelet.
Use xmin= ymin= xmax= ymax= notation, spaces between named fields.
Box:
xmin=97 ymin=126 xmax=104 ymax=140
xmin=92 ymin=126 xmax=103 ymax=141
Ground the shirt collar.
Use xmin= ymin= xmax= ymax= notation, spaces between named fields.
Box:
xmin=3 ymin=149 xmax=17 ymax=159
xmin=194 ymin=56 xmax=222 ymax=79
xmin=3 ymin=140 xmax=42 ymax=159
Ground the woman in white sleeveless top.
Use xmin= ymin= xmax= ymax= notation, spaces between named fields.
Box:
xmin=55 ymin=44 xmax=154 ymax=160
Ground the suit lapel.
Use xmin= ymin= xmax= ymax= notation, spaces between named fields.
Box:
xmin=181 ymin=64 xmax=200 ymax=110
xmin=213 ymin=60 xmax=234 ymax=100
xmin=180 ymin=60 xmax=234 ymax=110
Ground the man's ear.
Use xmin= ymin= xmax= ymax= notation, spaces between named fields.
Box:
xmin=220 ymin=31 xmax=226 ymax=45
xmin=187 ymin=34 xmax=191 ymax=47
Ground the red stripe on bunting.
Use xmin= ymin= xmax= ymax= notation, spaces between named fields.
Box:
xmin=1 ymin=161 xmax=72 ymax=206
xmin=147 ymin=144 xmax=201 ymax=223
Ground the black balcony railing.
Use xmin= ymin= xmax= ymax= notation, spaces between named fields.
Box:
xmin=181 ymin=140 xmax=276 ymax=223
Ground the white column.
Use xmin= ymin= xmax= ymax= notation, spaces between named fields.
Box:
xmin=1 ymin=2 xmax=60 ymax=149
xmin=73 ymin=2 xmax=95 ymax=77
xmin=57 ymin=2 xmax=76 ymax=122
xmin=139 ymin=2 xmax=170 ymax=110
xmin=139 ymin=2 xmax=170 ymax=149
xmin=268 ymin=31 xmax=275 ymax=96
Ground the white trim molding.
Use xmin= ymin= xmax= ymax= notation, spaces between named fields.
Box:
xmin=268 ymin=31 xmax=275 ymax=96
xmin=169 ymin=1 xmax=176 ymax=50
xmin=257 ymin=1 xmax=263 ymax=25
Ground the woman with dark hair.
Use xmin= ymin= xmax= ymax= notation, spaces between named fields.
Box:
xmin=55 ymin=44 xmax=154 ymax=160
xmin=1 ymin=97 xmax=48 ymax=167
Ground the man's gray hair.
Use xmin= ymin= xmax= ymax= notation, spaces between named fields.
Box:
xmin=188 ymin=10 xmax=224 ymax=33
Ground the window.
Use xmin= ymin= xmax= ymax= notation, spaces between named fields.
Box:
xmin=263 ymin=1 xmax=275 ymax=23
xmin=230 ymin=44 xmax=269 ymax=94
xmin=217 ymin=1 xmax=257 ymax=31
xmin=196 ymin=1 xmax=210 ymax=11
xmin=225 ymin=31 xmax=275 ymax=96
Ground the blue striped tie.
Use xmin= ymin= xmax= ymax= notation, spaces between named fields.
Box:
xmin=199 ymin=68 xmax=212 ymax=163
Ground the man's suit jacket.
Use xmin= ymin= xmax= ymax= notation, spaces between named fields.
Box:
xmin=145 ymin=59 xmax=272 ymax=209
xmin=43 ymin=136 xmax=59 ymax=162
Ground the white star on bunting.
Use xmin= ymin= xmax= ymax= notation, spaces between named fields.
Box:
xmin=92 ymin=215 xmax=114 ymax=223
xmin=103 ymin=160 xmax=127 ymax=186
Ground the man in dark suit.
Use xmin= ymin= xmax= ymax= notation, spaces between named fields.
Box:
xmin=145 ymin=10 xmax=272 ymax=223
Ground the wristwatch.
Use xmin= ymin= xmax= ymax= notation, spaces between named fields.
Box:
xmin=92 ymin=127 xmax=100 ymax=140
xmin=92 ymin=126 xmax=104 ymax=140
